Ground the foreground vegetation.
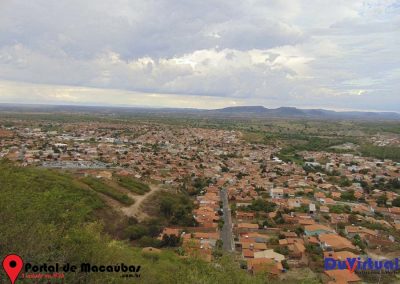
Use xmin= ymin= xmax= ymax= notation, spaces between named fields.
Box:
xmin=0 ymin=161 xmax=279 ymax=283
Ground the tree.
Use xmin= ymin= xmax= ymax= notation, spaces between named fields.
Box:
xmin=352 ymin=234 xmax=366 ymax=250
xmin=281 ymin=260 xmax=290 ymax=270
xmin=273 ymin=211 xmax=285 ymax=224
xmin=275 ymin=246 xmax=289 ymax=256
xmin=329 ymin=204 xmax=351 ymax=214
xmin=161 ymin=234 xmax=181 ymax=247
xmin=230 ymin=203 xmax=237 ymax=215
xmin=158 ymin=192 xmax=197 ymax=227
xmin=377 ymin=195 xmax=388 ymax=207
xmin=268 ymin=237 xmax=279 ymax=245
xmin=393 ymin=197 xmax=400 ymax=207
xmin=341 ymin=190 xmax=356 ymax=201
xmin=221 ymin=166 xmax=229 ymax=173
xmin=295 ymin=227 xmax=304 ymax=236
xmin=160 ymin=198 xmax=174 ymax=217
xmin=305 ymin=244 xmax=322 ymax=255
xmin=339 ymin=177 xmax=352 ymax=187
xmin=246 ymin=199 xmax=277 ymax=213
xmin=389 ymin=178 xmax=400 ymax=190
xmin=262 ymin=219 xmax=274 ymax=228
xmin=124 ymin=224 xmax=148 ymax=240
xmin=337 ymin=222 xmax=345 ymax=230
xmin=349 ymin=214 xmax=359 ymax=225
xmin=218 ymin=219 xmax=225 ymax=230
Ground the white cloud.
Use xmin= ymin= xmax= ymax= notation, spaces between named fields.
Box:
xmin=0 ymin=0 xmax=399 ymax=111
xmin=0 ymin=80 xmax=244 ymax=109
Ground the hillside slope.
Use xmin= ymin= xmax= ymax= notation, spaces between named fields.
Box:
xmin=0 ymin=161 xmax=273 ymax=283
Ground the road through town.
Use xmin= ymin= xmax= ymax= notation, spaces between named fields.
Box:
xmin=220 ymin=188 xmax=235 ymax=251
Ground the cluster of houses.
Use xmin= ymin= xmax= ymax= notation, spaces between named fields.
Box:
xmin=1 ymin=121 xmax=400 ymax=283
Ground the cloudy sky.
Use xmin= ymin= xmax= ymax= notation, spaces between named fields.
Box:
xmin=0 ymin=0 xmax=399 ymax=111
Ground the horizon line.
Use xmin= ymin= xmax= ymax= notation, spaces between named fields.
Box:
xmin=0 ymin=102 xmax=399 ymax=114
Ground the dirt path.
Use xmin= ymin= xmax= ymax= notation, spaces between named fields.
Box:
xmin=121 ymin=184 xmax=161 ymax=220
xmin=366 ymin=249 xmax=399 ymax=260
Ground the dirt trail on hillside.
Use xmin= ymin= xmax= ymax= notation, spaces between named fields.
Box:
xmin=121 ymin=184 xmax=161 ymax=221
xmin=366 ymin=249 xmax=399 ymax=260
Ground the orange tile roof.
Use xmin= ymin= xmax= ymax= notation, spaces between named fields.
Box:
xmin=242 ymin=249 xmax=254 ymax=258
xmin=247 ymin=258 xmax=283 ymax=275
xmin=236 ymin=211 xmax=256 ymax=218
xmin=345 ymin=226 xmax=377 ymax=237
xmin=241 ymin=242 xmax=268 ymax=250
xmin=324 ymin=198 xmax=336 ymax=204
xmin=293 ymin=242 xmax=306 ymax=254
xmin=240 ymin=232 xmax=269 ymax=239
xmin=158 ymin=227 xmax=180 ymax=239
xmin=279 ymin=239 xmax=288 ymax=245
xmin=305 ymin=224 xmax=335 ymax=233
xmin=324 ymin=251 xmax=358 ymax=260
xmin=193 ymin=232 xmax=219 ymax=240
xmin=299 ymin=219 xmax=315 ymax=225
xmin=324 ymin=269 xmax=361 ymax=283
xmin=305 ymin=236 xmax=319 ymax=244
xmin=319 ymin=234 xmax=356 ymax=250
xmin=237 ymin=223 xmax=259 ymax=229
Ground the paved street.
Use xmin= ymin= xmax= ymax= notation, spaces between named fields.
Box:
xmin=220 ymin=188 xmax=234 ymax=251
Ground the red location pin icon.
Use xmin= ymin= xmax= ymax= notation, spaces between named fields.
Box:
xmin=2 ymin=254 xmax=23 ymax=284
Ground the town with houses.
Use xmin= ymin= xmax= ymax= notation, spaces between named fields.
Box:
xmin=1 ymin=120 xmax=400 ymax=284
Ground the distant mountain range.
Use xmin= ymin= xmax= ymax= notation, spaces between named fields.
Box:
xmin=206 ymin=106 xmax=400 ymax=120
xmin=0 ymin=103 xmax=399 ymax=120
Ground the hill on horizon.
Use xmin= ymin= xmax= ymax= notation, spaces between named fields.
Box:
xmin=0 ymin=103 xmax=399 ymax=120
xmin=207 ymin=105 xmax=400 ymax=120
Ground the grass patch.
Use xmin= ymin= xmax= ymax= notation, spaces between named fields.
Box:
xmin=359 ymin=144 xmax=400 ymax=162
xmin=242 ymin=130 xmax=269 ymax=144
xmin=115 ymin=175 xmax=151 ymax=195
xmin=81 ymin=176 xmax=134 ymax=205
